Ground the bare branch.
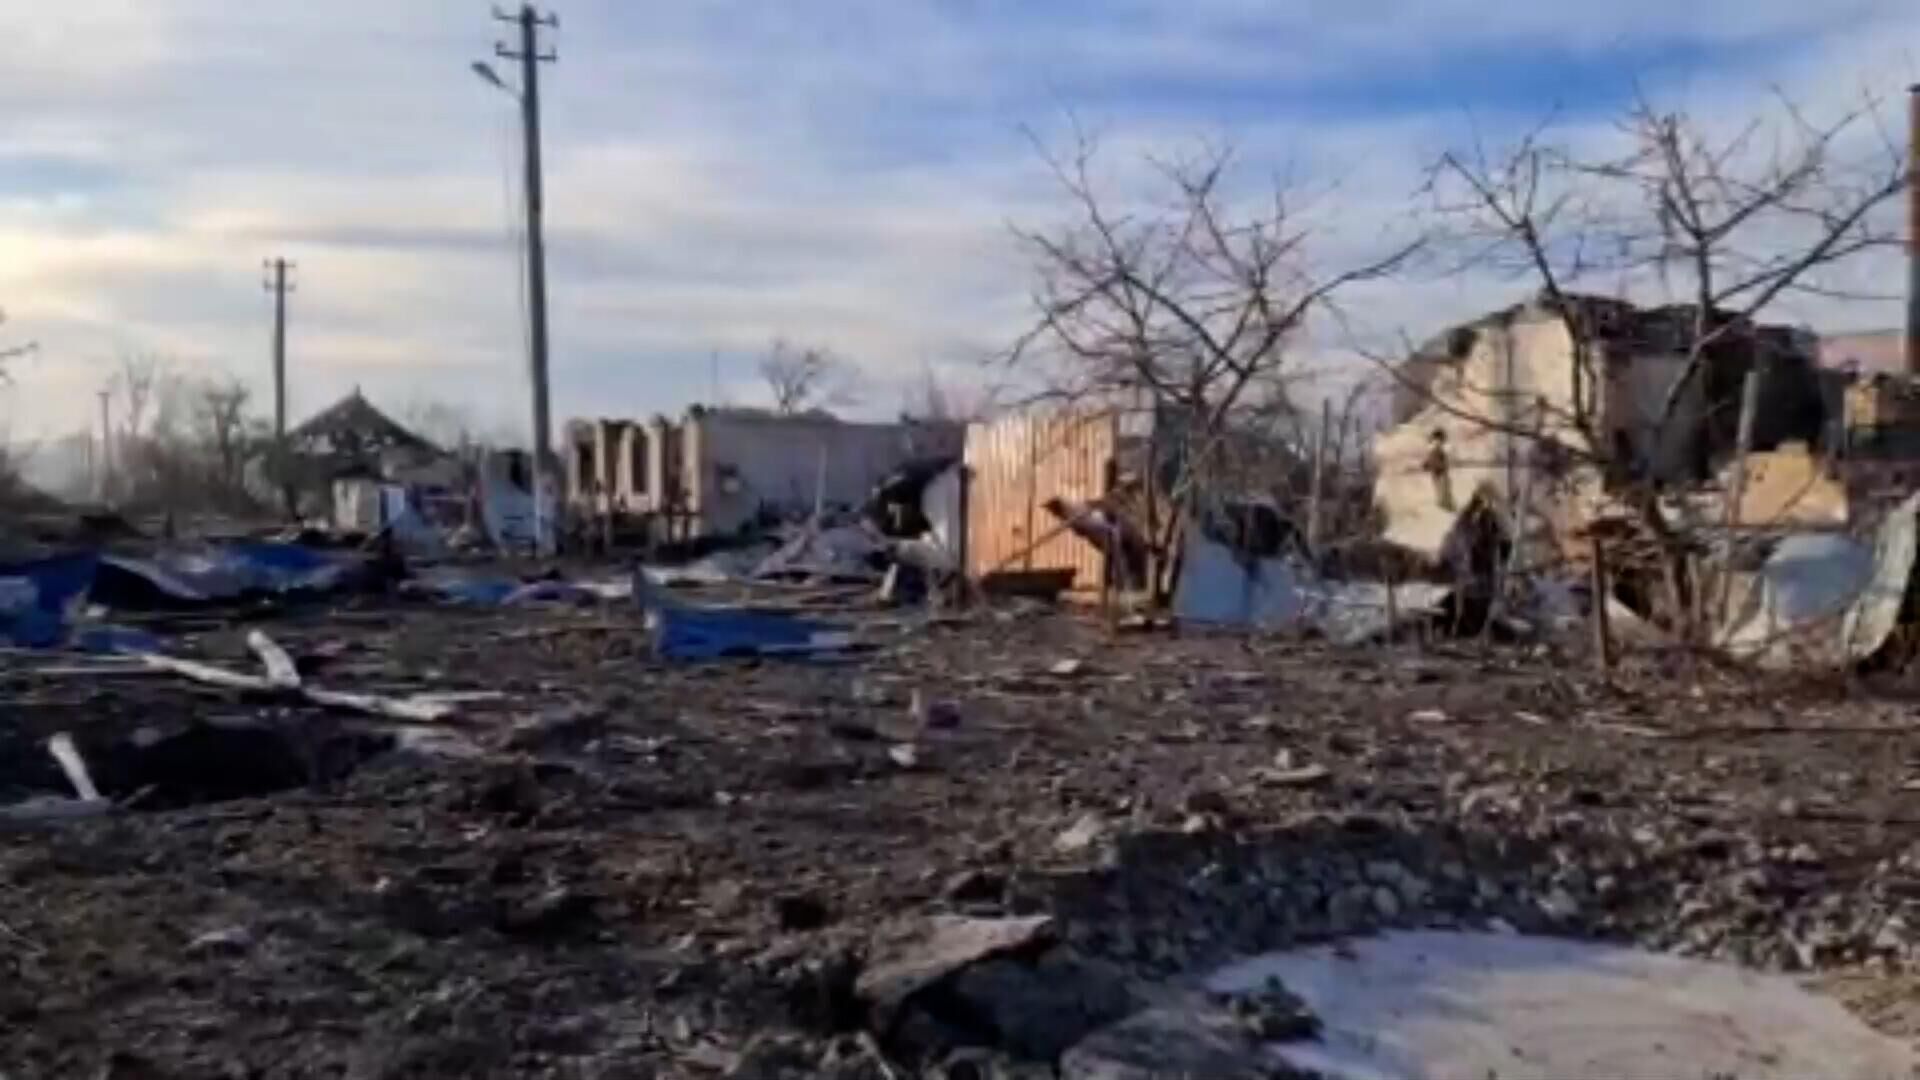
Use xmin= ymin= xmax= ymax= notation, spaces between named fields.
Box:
xmin=757 ymin=340 xmax=860 ymax=415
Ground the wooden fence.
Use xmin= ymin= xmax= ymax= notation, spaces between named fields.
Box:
xmin=963 ymin=410 xmax=1118 ymax=593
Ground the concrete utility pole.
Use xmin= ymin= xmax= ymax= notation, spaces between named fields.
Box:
xmin=263 ymin=258 xmax=295 ymax=442
xmin=264 ymin=257 xmax=297 ymax=519
xmin=97 ymin=389 xmax=112 ymax=504
xmin=480 ymin=4 xmax=558 ymax=554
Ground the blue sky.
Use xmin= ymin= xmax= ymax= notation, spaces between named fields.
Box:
xmin=0 ymin=0 xmax=1913 ymax=453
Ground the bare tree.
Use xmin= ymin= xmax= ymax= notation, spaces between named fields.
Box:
xmin=115 ymin=353 xmax=164 ymax=441
xmin=758 ymin=340 xmax=860 ymax=415
xmin=1009 ymin=134 xmax=1421 ymax=591
xmin=101 ymin=368 xmax=269 ymax=515
xmin=900 ymin=363 xmax=1000 ymax=423
xmin=1419 ymin=86 xmax=1909 ymax=645
xmin=193 ymin=378 xmax=254 ymax=493
xmin=403 ymin=399 xmax=482 ymax=452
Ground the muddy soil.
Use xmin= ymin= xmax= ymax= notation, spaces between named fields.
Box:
xmin=4 ymin=593 xmax=1919 ymax=1077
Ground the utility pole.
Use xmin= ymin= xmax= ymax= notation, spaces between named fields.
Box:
xmin=264 ymin=257 xmax=296 ymax=518
xmin=97 ymin=389 xmax=112 ymax=504
xmin=491 ymin=4 xmax=558 ymax=554
xmin=263 ymin=258 xmax=295 ymax=441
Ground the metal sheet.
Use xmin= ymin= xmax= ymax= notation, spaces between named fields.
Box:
xmin=1717 ymin=493 xmax=1920 ymax=669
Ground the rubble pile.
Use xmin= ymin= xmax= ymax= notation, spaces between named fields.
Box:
xmin=4 ymin=592 xmax=1919 ymax=1076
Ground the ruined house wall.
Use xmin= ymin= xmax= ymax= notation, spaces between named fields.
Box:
xmin=1374 ymin=312 xmax=1598 ymax=560
xmin=1374 ymin=295 xmax=1835 ymax=564
xmin=648 ymin=417 xmax=682 ymax=514
xmin=682 ymin=413 xmax=962 ymax=536
xmin=565 ymin=420 xmax=632 ymax=515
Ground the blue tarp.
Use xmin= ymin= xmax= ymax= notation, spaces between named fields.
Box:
xmin=651 ymin=605 xmax=855 ymax=661
xmin=94 ymin=542 xmax=359 ymax=609
xmin=411 ymin=570 xmax=599 ymax=607
xmin=633 ymin=562 xmax=854 ymax=660
xmin=0 ymin=554 xmax=100 ymax=648
xmin=2 ymin=542 xmax=364 ymax=649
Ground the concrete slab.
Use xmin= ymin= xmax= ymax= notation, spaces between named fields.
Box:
xmin=1206 ymin=931 xmax=1916 ymax=1080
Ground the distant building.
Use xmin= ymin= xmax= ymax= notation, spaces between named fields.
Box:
xmin=280 ymin=389 xmax=463 ymax=533
xmin=566 ymin=407 xmax=962 ymax=539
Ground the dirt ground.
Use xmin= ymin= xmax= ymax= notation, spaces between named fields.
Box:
xmin=4 ymin=583 xmax=1920 ymax=1078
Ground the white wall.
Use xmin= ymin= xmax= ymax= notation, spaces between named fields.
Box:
xmin=331 ymin=477 xmax=382 ymax=534
xmin=685 ymin=413 xmax=960 ymax=535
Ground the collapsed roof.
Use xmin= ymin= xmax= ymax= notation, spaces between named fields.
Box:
xmin=289 ymin=390 xmax=440 ymax=459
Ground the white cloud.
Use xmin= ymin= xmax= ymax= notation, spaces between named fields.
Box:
xmin=1 ymin=0 xmax=1916 ymax=448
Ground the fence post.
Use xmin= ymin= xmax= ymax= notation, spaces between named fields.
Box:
xmin=1712 ymin=362 xmax=1766 ymax=629
xmin=1589 ymin=532 xmax=1614 ymax=672
xmin=1306 ymin=398 xmax=1330 ymax=556
xmin=955 ymin=464 xmax=972 ymax=609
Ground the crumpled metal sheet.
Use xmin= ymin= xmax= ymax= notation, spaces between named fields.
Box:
xmin=1172 ymin=528 xmax=1451 ymax=644
xmin=1717 ymin=492 xmax=1920 ymax=670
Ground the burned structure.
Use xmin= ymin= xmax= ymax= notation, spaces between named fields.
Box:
xmin=280 ymin=390 xmax=461 ymax=533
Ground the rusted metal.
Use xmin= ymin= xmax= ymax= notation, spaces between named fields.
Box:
xmin=963 ymin=410 xmax=1118 ymax=593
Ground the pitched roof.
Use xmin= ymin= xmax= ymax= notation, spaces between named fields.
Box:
xmin=289 ymin=389 xmax=439 ymax=457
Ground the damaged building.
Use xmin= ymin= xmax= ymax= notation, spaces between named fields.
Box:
xmin=566 ymin=407 xmax=962 ymax=541
xmin=279 ymin=390 xmax=463 ymax=532
xmin=1376 ymin=293 xmax=1834 ymax=567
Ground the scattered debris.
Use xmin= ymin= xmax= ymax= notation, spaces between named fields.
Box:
xmin=247 ymin=630 xmax=301 ymax=688
xmin=186 ymin=926 xmax=257 ymax=957
xmin=1173 ymin=526 xmax=1454 ymax=642
xmin=131 ymin=636 xmax=463 ymax=724
xmin=1255 ymin=763 xmax=1333 ymax=788
xmin=45 ymin=733 xmax=101 ymax=803
xmin=649 ymin=603 xmax=857 ymax=662
xmin=856 ymin=915 xmax=1055 ymax=1033
xmin=8 ymin=566 xmax=1920 ymax=1075
xmin=909 ymin=690 xmax=962 ymax=731
xmin=1054 ymin=812 xmax=1110 ymax=854
xmin=1059 ymin=1003 xmax=1278 ymax=1079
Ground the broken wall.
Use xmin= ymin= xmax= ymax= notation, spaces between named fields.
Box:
xmin=1372 ymin=300 xmax=1805 ymax=563
xmin=682 ymin=412 xmax=962 ymax=537
xmin=565 ymin=419 xmax=654 ymax=517
xmin=1375 ymin=310 xmax=1602 ymax=561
